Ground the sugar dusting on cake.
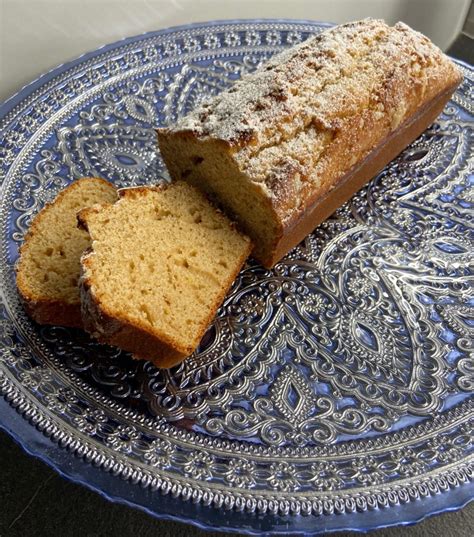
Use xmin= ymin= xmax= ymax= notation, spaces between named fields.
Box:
xmin=170 ymin=19 xmax=461 ymax=220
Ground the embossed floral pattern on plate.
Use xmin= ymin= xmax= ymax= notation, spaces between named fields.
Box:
xmin=0 ymin=20 xmax=473 ymax=534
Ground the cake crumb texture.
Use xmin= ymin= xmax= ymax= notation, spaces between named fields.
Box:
xmin=79 ymin=181 xmax=252 ymax=368
xmin=16 ymin=178 xmax=118 ymax=327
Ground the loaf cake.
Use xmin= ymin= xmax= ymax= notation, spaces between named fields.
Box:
xmin=157 ymin=19 xmax=463 ymax=267
xmin=16 ymin=178 xmax=117 ymax=327
xmin=78 ymin=181 xmax=252 ymax=368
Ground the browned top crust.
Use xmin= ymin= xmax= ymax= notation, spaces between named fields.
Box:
xmin=167 ymin=19 xmax=462 ymax=224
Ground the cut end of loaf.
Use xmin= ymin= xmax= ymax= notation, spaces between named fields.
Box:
xmin=79 ymin=181 xmax=252 ymax=367
xmin=16 ymin=177 xmax=118 ymax=327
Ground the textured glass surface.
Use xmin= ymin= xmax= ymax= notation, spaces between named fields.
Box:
xmin=0 ymin=20 xmax=472 ymax=534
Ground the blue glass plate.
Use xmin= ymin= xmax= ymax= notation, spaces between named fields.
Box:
xmin=0 ymin=19 xmax=473 ymax=535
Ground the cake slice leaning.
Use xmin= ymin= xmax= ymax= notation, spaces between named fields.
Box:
xmin=16 ymin=177 xmax=118 ymax=327
xmin=78 ymin=181 xmax=252 ymax=368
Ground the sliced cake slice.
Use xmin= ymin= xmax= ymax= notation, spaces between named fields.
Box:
xmin=16 ymin=177 xmax=118 ymax=327
xmin=78 ymin=181 xmax=252 ymax=368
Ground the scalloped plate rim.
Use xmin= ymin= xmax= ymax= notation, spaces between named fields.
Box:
xmin=0 ymin=18 xmax=473 ymax=536
xmin=2 ymin=397 xmax=473 ymax=536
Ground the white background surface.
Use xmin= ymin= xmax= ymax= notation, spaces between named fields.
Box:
xmin=0 ymin=0 xmax=470 ymax=103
